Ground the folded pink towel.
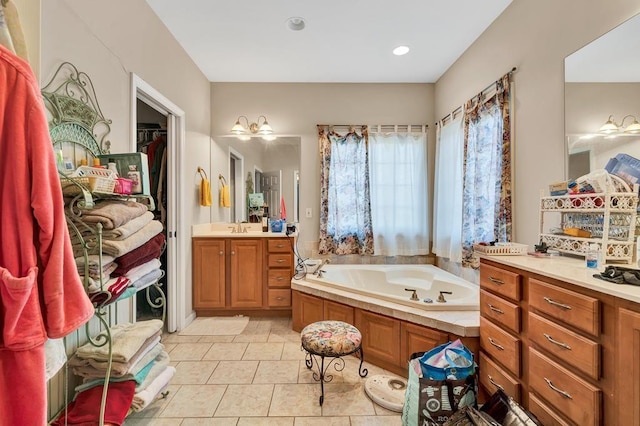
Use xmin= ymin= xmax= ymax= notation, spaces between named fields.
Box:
xmin=78 ymin=200 xmax=149 ymax=230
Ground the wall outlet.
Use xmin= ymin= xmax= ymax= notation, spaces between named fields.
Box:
xmin=305 ymin=207 xmax=312 ymax=218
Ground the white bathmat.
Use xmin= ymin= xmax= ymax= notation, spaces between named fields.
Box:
xmin=179 ymin=316 xmax=249 ymax=336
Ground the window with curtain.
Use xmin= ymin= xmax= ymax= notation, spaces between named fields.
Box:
xmin=461 ymin=74 xmax=512 ymax=267
xmin=432 ymin=115 xmax=464 ymax=263
xmin=318 ymin=126 xmax=374 ymax=255
xmin=369 ymin=131 xmax=429 ymax=256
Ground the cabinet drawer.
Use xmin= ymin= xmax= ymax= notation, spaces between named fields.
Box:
xmin=529 ymin=348 xmax=601 ymax=426
xmin=479 ymin=351 xmax=521 ymax=402
xmin=268 ymin=269 xmax=292 ymax=287
xmin=529 ymin=312 xmax=600 ymax=380
xmin=268 ymin=289 xmax=291 ymax=307
xmin=268 ymin=239 xmax=290 ymax=253
xmin=268 ymin=254 xmax=292 ymax=268
xmin=479 ymin=317 xmax=520 ymax=377
xmin=479 ymin=263 xmax=521 ymax=302
xmin=529 ymin=278 xmax=600 ymax=337
xmin=528 ymin=393 xmax=571 ymax=426
xmin=480 ymin=289 xmax=520 ymax=333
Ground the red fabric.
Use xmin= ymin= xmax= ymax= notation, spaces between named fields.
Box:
xmin=280 ymin=195 xmax=286 ymax=221
xmin=88 ymin=277 xmax=131 ymax=306
xmin=51 ymin=380 xmax=136 ymax=426
xmin=112 ymin=232 xmax=165 ymax=276
xmin=0 ymin=45 xmax=94 ymax=423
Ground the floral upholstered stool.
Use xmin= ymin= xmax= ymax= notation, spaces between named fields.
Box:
xmin=300 ymin=320 xmax=368 ymax=406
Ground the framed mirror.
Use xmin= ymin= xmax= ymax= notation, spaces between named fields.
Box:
xmin=565 ymin=13 xmax=640 ymax=181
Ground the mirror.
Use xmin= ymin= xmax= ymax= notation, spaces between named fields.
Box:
xmin=565 ymin=13 xmax=640 ymax=181
xmin=215 ymin=136 xmax=301 ymax=223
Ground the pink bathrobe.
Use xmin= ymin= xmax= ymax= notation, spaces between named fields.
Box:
xmin=0 ymin=45 xmax=94 ymax=423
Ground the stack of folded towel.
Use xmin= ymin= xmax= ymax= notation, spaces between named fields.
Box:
xmin=56 ymin=320 xmax=176 ymax=424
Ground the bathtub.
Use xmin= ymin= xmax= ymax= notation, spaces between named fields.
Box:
xmin=304 ymin=264 xmax=479 ymax=311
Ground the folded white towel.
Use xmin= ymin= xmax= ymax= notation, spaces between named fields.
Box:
xmin=125 ymin=258 xmax=162 ymax=283
xmin=132 ymin=269 xmax=163 ymax=290
xmin=135 ymin=351 xmax=170 ymax=392
xmin=131 ymin=366 xmax=176 ymax=412
xmin=75 ymin=319 xmax=163 ymax=363
xmin=100 ymin=220 xmax=164 ymax=257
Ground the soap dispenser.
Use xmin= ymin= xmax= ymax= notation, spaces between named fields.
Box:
xmin=586 ymin=243 xmax=599 ymax=269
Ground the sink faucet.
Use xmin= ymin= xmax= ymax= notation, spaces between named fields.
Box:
xmin=313 ymin=259 xmax=331 ymax=278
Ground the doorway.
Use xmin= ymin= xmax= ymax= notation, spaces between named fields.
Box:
xmin=130 ymin=74 xmax=185 ymax=332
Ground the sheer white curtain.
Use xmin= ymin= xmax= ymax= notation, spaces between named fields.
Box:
xmin=369 ymin=132 xmax=428 ymax=256
xmin=432 ymin=115 xmax=464 ymax=262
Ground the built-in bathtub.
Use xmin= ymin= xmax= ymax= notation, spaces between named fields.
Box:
xmin=304 ymin=264 xmax=479 ymax=311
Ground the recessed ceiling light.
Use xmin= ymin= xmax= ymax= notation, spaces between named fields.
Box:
xmin=286 ymin=17 xmax=306 ymax=31
xmin=393 ymin=45 xmax=410 ymax=56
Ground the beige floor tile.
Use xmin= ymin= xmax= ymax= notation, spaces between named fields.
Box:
xmin=203 ymin=343 xmax=248 ymax=360
xmin=162 ymin=334 xmax=202 ymax=344
xmin=280 ymin=343 xmax=306 ymax=360
xmin=125 ymin=418 xmax=184 ymax=425
xmin=298 ymin=359 xmax=344 ymax=384
xmin=293 ymin=417 xmax=350 ymax=426
xmin=208 ymin=360 xmax=259 ymax=384
xmin=373 ymin=404 xmax=404 ymax=416
xmin=233 ymin=333 xmax=270 ymax=343
xmin=199 ymin=335 xmax=237 ymax=343
xmin=172 ymin=360 xmax=219 ymax=384
xmin=242 ymin=342 xmax=284 ymax=360
xmin=159 ymin=384 xmax=227 ymax=417
xmin=238 ymin=417 xmax=294 ymax=425
xmin=215 ymin=384 xmax=274 ymax=417
xmin=126 ymin=384 xmax=181 ymax=418
xmin=169 ymin=343 xmax=214 ymax=361
xmin=350 ymin=415 xmax=402 ymax=425
xmin=321 ymin=383 xmax=376 ymax=416
xmin=163 ymin=342 xmax=178 ymax=353
xmin=268 ymin=329 xmax=301 ymax=343
xmin=181 ymin=418 xmax=239 ymax=425
xmin=253 ymin=360 xmax=300 ymax=384
xmin=269 ymin=384 xmax=322 ymax=417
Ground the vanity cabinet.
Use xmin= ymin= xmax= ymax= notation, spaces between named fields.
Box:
xmin=266 ymin=238 xmax=293 ymax=308
xmin=478 ymin=257 xmax=636 ymax=425
xmin=229 ymin=239 xmax=263 ymax=308
xmin=193 ymin=239 xmax=226 ymax=309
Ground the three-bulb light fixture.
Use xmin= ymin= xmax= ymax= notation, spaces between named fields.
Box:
xmin=230 ymin=115 xmax=276 ymax=141
xmin=598 ymin=114 xmax=640 ymax=136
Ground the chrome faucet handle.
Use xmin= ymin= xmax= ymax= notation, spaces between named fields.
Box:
xmin=404 ymin=288 xmax=419 ymax=301
xmin=437 ymin=291 xmax=453 ymax=303
xmin=228 ymin=226 xmax=237 ymax=233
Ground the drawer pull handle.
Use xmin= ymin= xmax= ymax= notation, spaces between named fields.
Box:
xmin=489 ymin=277 xmax=505 ymax=285
xmin=543 ymin=333 xmax=572 ymax=350
xmin=231 ymin=251 xmax=236 ymax=255
xmin=488 ymin=337 xmax=505 ymax=351
xmin=276 ymin=259 xmax=285 ymax=263
xmin=219 ymin=251 xmax=224 ymax=255
xmin=276 ymin=297 xmax=284 ymax=301
xmin=543 ymin=297 xmax=572 ymax=310
xmin=488 ymin=375 xmax=504 ymax=391
xmin=544 ymin=377 xmax=572 ymax=399
xmin=276 ymin=244 xmax=285 ymax=248
xmin=488 ymin=304 xmax=504 ymax=314
xmin=276 ymin=277 xmax=284 ymax=281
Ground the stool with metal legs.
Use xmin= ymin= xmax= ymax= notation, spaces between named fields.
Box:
xmin=300 ymin=320 xmax=368 ymax=406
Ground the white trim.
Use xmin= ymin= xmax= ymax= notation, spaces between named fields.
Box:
xmin=229 ymin=147 xmax=245 ymax=223
xmin=130 ymin=73 xmax=187 ymax=332
xmin=293 ymin=169 xmax=299 ymax=223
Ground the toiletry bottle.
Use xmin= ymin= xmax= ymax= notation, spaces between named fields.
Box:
xmin=586 ymin=243 xmax=599 ymax=269
xmin=128 ymin=165 xmax=142 ymax=193
xmin=262 ymin=204 xmax=269 ymax=232
xmin=92 ymin=158 xmax=104 ymax=168
xmin=107 ymin=161 xmax=119 ymax=177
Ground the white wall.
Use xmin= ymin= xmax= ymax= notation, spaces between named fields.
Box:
xmin=435 ymin=0 xmax=640 ymax=249
xmin=210 ymin=83 xmax=435 ymax=256
xmin=38 ymin=0 xmax=213 ymax=325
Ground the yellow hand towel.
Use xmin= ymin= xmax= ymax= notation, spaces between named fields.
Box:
xmin=200 ymin=178 xmax=212 ymax=206
xmin=220 ymin=184 xmax=231 ymax=208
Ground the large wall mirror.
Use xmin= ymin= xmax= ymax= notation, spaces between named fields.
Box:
xmin=215 ymin=136 xmax=301 ymax=223
xmin=565 ymin=13 xmax=640 ymax=181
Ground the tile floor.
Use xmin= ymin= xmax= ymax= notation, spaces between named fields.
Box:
xmin=126 ymin=317 xmax=404 ymax=425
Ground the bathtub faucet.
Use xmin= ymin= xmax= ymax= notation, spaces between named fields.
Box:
xmin=404 ymin=288 xmax=419 ymax=301
xmin=437 ymin=291 xmax=453 ymax=303
xmin=313 ymin=259 xmax=331 ymax=278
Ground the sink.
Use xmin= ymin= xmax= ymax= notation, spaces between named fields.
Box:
xmin=192 ymin=222 xmax=265 ymax=237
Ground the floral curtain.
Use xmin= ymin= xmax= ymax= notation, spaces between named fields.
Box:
xmin=461 ymin=74 xmax=512 ymax=268
xmin=318 ymin=125 xmax=374 ymax=255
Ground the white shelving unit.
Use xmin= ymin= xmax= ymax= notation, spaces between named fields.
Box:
xmin=539 ymin=189 xmax=639 ymax=264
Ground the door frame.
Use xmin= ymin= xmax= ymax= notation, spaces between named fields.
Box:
xmin=229 ymin=146 xmax=245 ymax=222
xmin=130 ymin=73 xmax=186 ymax=332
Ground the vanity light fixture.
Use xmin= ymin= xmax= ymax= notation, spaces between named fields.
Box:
xmin=598 ymin=114 xmax=640 ymax=135
xmin=230 ymin=115 xmax=274 ymax=137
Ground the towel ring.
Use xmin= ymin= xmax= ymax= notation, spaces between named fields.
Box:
xmin=218 ymin=174 xmax=227 ymax=186
xmin=196 ymin=166 xmax=208 ymax=181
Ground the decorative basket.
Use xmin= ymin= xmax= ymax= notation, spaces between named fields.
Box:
xmin=473 ymin=243 xmax=528 ymax=256
xmin=114 ymin=177 xmax=133 ymax=195
xmin=60 ymin=166 xmax=116 ymax=195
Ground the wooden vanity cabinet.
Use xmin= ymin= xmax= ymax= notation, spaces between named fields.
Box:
xmin=229 ymin=239 xmax=263 ymax=308
xmin=479 ymin=258 xmax=629 ymax=425
xmin=266 ymin=238 xmax=293 ymax=309
xmin=192 ymin=238 xmax=226 ymax=309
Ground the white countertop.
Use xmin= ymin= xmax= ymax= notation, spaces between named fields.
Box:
xmin=480 ymin=254 xmax=640 ymax=304
xmin=192 ymin=222 xmax=296 ymax=238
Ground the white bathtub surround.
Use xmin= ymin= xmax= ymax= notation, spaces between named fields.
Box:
xmin=292 ymin=264 xmax=479 ymax=337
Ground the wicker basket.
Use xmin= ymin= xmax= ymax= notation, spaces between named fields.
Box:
xmin=61 ymin=166 xmax=116 ymax=195
xmin=473 ymin=243 xmax=528 ymax=256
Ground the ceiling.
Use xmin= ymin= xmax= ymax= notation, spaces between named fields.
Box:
xmin=145 ymin=0 xmax=513 ymax=83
